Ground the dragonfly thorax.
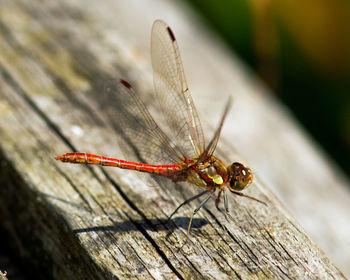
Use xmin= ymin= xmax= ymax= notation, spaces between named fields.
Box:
xmin=181 ymin=156 xmax=228 ymax=190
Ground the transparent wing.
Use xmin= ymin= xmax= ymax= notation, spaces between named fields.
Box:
xmin=102 ymin=79 xmax=185 ymax=165
xmin=151 ymin=20 xmax=205 ymax=159
xmin=198 ymin=97 xmax=232 ymax=162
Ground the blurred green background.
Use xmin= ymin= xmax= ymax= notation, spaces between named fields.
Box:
xmin=186 ymin=0 xmax=350 ymax=177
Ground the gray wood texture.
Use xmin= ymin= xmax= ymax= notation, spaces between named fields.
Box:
xmin=0 ymin=0 xmax=349 ymax=279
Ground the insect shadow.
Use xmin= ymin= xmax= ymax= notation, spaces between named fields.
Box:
xmin=72 ymin=217 xmax=208 ymax=234
xmin=38 ymin=191 xmax=208 ymax=236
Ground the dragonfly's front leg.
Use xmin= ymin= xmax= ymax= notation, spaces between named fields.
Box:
xmin=215 ymin=190 xmax=223 ymax=211
xmin=223 ymin=191 xmax=235 ymax=223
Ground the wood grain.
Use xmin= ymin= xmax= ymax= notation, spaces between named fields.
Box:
xmin=0 ymin=0 xmax=349 ymax=279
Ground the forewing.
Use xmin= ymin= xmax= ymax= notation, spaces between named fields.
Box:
xmin=151 ymin=20 xmax=205 ymax=159
xmin=198 ymin=97 xmax=232 ymax=162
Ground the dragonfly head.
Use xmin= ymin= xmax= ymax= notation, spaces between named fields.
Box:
xmin=228 ymin=162 xmax=253 ymax=191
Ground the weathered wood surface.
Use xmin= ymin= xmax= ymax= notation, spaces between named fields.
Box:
xmin=0 ymin=0 xmax=349 ymax=279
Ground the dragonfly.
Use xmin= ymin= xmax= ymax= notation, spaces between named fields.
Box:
xmin=56 ymin=19 xmax=265 ymax=244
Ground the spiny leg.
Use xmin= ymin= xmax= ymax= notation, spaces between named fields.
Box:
xmin=180 ymin=193 xmax=212 ymax=249
xmin=230 ymin=190 xmax=267 ymax=206
xmin=215 ymin=190 xmax=223 ymax=211
xmin=223 ymin=191 xmax=236 ymax=223
xmin=166 ymin=190 xmax=209 ymax=223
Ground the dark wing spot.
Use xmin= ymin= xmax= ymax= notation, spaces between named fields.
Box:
xmin=167 ymin=27 xmax=176 ymax=42
xmin=120 ymin=79 xmax=132 ymax=89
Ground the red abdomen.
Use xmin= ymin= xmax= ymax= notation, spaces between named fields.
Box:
xmin=56 ymin=152 xmax=181 ymax=177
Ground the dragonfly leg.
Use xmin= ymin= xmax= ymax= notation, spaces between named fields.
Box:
xmin=229 ymin=189 xmax=267 ymax=206
xmin=166 ymin=190 xmax=209 ymax=223
xmin=180 ymin=193 xmax=212 ymax=249
xmin=223 ymin=191 xmax=236 ymax=223
xmin=215 ymin=190 xmax=223 ymax=211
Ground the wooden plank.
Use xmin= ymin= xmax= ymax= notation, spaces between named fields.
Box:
xmin=0 ymin=0 xmax=348 ymax=279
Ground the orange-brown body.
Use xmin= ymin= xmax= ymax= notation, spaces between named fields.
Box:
xmin=56 ymin=153 xmax=253 ymax=194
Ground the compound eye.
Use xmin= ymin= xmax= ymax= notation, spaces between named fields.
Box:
xmin=230 ymin=162 xmax=253 ymax=191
